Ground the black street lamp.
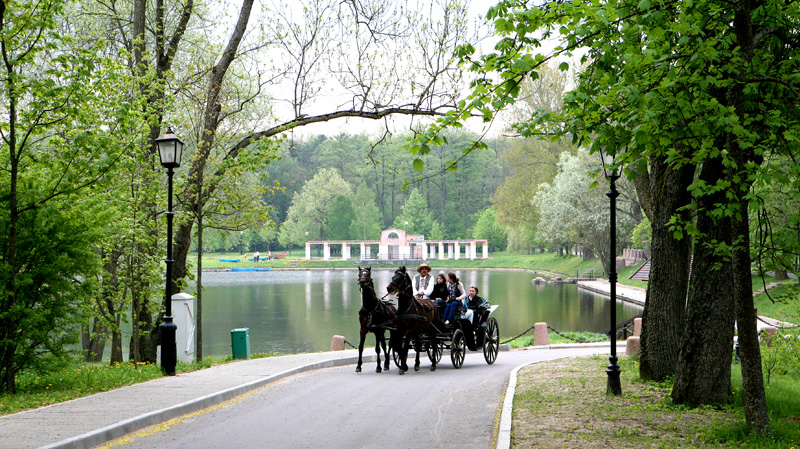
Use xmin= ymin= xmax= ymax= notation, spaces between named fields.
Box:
xmin=156 ymin=127 xmax=184 ymax=376
xmin=599 ymin=145 xmax=622 ymax=396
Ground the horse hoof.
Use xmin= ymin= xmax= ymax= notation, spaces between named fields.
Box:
xmin=399 ymin=370 xmax=406 ymax=375
xmin=430 ymin=365 xmax=436 ymax=372
xmin=355 ymin=367 xmax=362 ymax=373
xmin=414 ymin=365 xmax=420 ymax=372
xmin=376 ymin=367 xmax=382 ymax=373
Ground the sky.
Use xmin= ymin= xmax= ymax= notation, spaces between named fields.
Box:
xmin=287 ymin=0 xmax=507 ymax=140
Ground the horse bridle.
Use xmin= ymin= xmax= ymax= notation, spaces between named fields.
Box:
xmin=359 ymin=268 xmax=392 ymax=314
xmin=389 ymin=270 xmax=426 ymax=315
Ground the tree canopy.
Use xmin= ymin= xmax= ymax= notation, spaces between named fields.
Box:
xmin=408 ymin=0 xmax=800 ymax=433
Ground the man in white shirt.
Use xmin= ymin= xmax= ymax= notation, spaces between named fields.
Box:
xmin=412 ymin=262 xmax=434 ymax=299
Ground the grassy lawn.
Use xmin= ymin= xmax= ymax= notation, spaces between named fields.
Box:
xmin=513 ymin=355 xmax=800 ymax=448
xmin=0 ymin=353 xmax=278 ymax=416
xmin=753 ymin=283 xmax=800 ymax=321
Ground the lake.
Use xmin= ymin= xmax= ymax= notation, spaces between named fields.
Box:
xmin=192 ymin=268 xmax=643 ymax=357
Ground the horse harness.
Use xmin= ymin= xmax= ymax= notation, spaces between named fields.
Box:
xmin=359 ymin=279 xmax=396 ymax=330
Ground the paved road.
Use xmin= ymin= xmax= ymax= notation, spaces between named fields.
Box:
xmin=104 ymin=347 xmax=614 ymax=449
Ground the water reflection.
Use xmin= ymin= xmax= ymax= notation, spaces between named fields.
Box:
xmin=192 ymin=269 xmax=642 ymax=357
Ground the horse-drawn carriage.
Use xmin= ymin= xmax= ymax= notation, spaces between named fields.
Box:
xmin=355 ymin=265 xmax=499 ymax=374
xmin=394 ymin=300 xmax=500 ymax=370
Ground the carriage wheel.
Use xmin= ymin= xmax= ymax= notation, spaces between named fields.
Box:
xmin=483 ymin=317 xmax=499 ymax=365
xmin=451 ymin=329 xmax=466 ymax=369
xmin=427 ymin=341 xmax=443 ymax=365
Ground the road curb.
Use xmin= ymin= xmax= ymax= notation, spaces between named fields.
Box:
xmin=41 ymin=355 xmax=371 ymax=449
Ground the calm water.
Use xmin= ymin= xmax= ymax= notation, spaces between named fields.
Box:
xmin=192 ymin=269 xmax=642 ymax=357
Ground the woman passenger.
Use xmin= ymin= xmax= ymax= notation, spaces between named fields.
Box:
xmin=465 ymin=285 xmax=489 ymax=326
xmin=430 ymin=273 xmax=448 ymax=310
xmin=443 ymin=272 xmax=466 ymax=325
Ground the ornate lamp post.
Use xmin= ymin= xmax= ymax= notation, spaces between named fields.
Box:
xmin=156 ymin=127 xmax=184 ymax=376
xmin=599 ymin=145 xmax=622 ymax=396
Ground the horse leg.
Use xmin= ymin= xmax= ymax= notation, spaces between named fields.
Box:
xmin=356 ymin=327 xmax=367 ymax=373
xmin=413 ymin=338 xmax=421 ymax=372
xmin=398 ymin=336 xmax=409 ymax=375
xmin=374 ymin=331 xmax=384 ymax=373
xmin=382 ymin=332 xmax=392 ymax=371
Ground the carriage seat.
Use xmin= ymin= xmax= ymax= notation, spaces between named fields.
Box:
xmin=467 ymin=302 xmax=492 ymax=327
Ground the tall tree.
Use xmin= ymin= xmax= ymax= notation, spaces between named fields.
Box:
xmin=282 ymin=168 xmax=353 ymax=243
xmin=633 ymin=154 xmax=694 ymax=382
xmin=0 ymin=0 xmax=133 ymax=389
xmin=324 ymin=195 xmax=355 ymax=240
xmin=393 ymin=189 xmax=435 ymax=236
xmin=493 ymin=63 xmax=575 ymax=251
xmin=472 ymin=208 xmax=506 ymax=251
xmin=350 ymin=183 xmax=383 ymax=240
xmin=534 ymin=149 xmax=636 ymax=265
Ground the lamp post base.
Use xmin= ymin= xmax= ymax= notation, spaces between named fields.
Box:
xmin=160 ymin=316 xmax=177 ymax=376
xmin=606 ymin=355 xmax=622 ymax=395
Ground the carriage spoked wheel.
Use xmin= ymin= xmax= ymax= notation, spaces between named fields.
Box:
xmin=427 ymin=341 xmax=443 ymax=365
xmin=450 ymin=329 xmax=466 ymax=369
xmin=483 ymin=317 xmax=499 ymax=365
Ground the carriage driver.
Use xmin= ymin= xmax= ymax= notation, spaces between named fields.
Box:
xmin=412 ymin=262 xmax=435 ymax=299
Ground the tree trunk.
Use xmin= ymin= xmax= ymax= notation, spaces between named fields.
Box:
xmin=196 ymin=215 xmax=204 ymax=363
xmin=110 ymin=313 xmax=123 ymax=364
xmin=82 ymin=320 xmax=107 ymax=362
xmin=173 ymin=0 xmax=254 ymax=285
xmin=635 ymin=155 xmax=694 ymax=382
xmin=672 ymin=157 xmax=734 ymax=405
xmin=727 ymin=0 xmax=769 ymax=429
xmin=732 ymin=201 xmax=770 ymax=432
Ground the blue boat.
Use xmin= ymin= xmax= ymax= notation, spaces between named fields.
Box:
xmin=231 ymin=267 xmax=272 ymax=272
xmin=219 ymin=258 xmax=241 ymax=263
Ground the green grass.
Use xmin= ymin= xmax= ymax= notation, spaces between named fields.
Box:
xmin=704 ymin=367 xmax=800 ymax=447
xmin=753 ymin=283 xmax=800 ymax=321
xmin=508 ymin=331 xmax=608 ymax=348
xmin=0 ymin=352 xmax=278 ymax=416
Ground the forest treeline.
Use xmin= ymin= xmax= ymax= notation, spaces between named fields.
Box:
xmin=201 ymin=131 xmax=509 ymax=253
xmin=202 ymin=127 xmax=643 ymax=268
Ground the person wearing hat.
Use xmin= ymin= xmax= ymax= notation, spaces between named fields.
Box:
xmin=412 ymin=262 xmax=434 ymax=300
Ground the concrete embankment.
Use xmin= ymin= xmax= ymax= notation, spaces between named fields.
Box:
xmin=576 ymin=280 xmax=646 ymax=306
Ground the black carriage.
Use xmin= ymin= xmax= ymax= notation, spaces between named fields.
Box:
xmin=393 ymin=303 xmax=500 ymax=369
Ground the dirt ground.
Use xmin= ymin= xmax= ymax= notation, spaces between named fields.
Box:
xmin=511 ymin=356 xmax=739 ymax=448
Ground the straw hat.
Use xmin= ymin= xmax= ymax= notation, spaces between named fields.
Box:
xmin=417 ymin=262 xmax=431 ymax=273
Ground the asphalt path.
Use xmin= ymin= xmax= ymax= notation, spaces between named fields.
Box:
xmin=109 ymin=346 xmax=611 ymax=449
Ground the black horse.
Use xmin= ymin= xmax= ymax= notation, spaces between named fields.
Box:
xmin=386 ymin=266 xmax=439 ymax=374
xmin=356 ymin=266 xmax=397 ymax=373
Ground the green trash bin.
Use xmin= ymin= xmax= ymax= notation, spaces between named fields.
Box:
xmin=231 ymin=328 xmax=250 ymax=359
